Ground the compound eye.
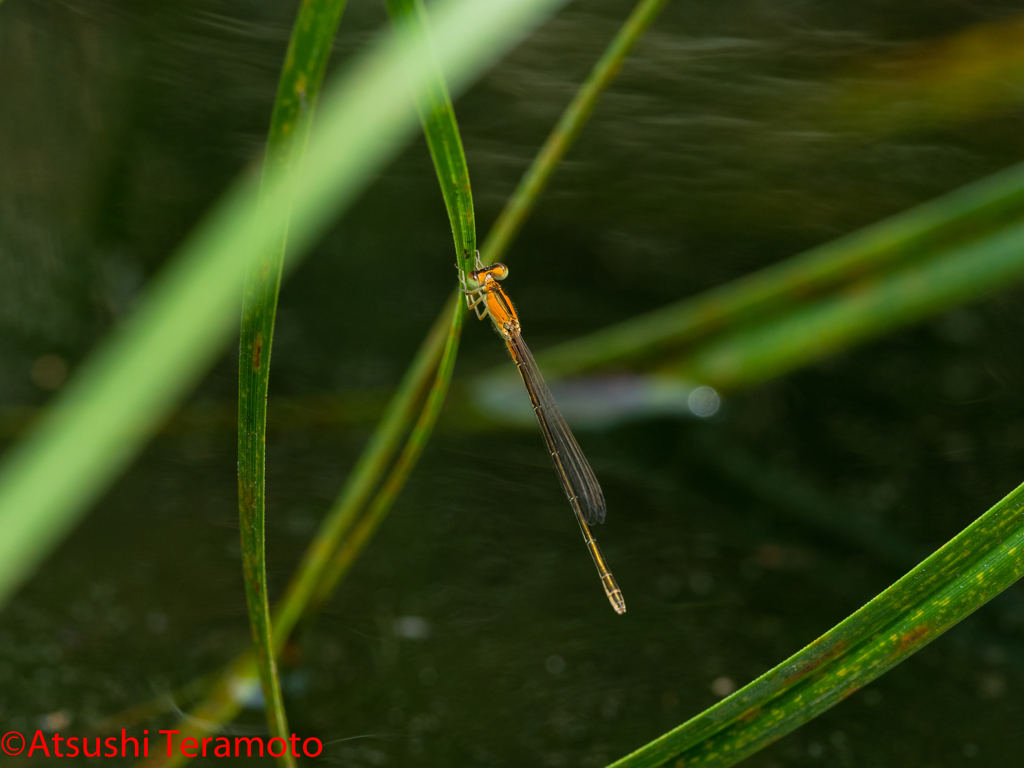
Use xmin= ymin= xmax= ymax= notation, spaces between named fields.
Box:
xmin=468 ymin=263 xmax=508 ymax=285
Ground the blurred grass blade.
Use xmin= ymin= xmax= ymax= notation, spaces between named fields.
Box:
xmin=312 ymin=300 xmax=465 ymax=607
xmin=386 ymin=0 xmax=476 ymax=275
xmin=237 ymin=1 xmax=347 ymax=762
xmin=0 ymin=0 xmax=568 ymax=609
xmin=480 ymin=0 xmax=668 ymax=265
xmin=610 ymin=481 xmax=1024 ymax=768
xmin=273 ymin=294 xmax=457 ymax=649
xmin=475 ymin=216 xmax=1024 ymax=428
xmin=671 ymin=215 xmax=1024 ymax=389
xmin=530 ymin=161 xmax=1024 ymax=380
xmin=831 ymin=14 xmax=1024 ymax=137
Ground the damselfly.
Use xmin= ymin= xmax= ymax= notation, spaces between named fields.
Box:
xmin=463 ymin=256 xmax=625 ymax=615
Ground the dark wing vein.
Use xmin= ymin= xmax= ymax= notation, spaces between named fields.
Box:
xmin=507 ymin=331 xmax=607 ymax=524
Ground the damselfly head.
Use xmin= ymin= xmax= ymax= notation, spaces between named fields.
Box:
xmin=469 ymin=263 xmax=509 ymax=285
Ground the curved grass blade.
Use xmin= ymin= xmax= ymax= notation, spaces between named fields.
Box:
xmin=480 ymin=0 xmax=668 ymax=265
xmin=273 ymin=293 xmax=458 ymax=646
xmin=311 ymin=299 xmax=465 ymax=608
xmin=610 ymin=481 xmax=1024 ymax=767
xmin=386 ymin=0 xmax=476 ymax=276
xmin=528 ymin=161 xmax=1024 ymax=380
xmin=237 ymin=2 xmax=348 ymax=763
xmin=469 ymin=196 xmax=1024 ymax=428
xmin=0 ymin=0 xmax=568 ymax=610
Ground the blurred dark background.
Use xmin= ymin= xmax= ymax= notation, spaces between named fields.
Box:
xmin=3 ymin=0 xmax=1024 ymax=765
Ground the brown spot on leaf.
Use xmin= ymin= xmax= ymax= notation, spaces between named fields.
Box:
xmin=739 ymin=704 xmax=761 ymax=723
xmin=252 ymin=333 xmax=262 ymax=371
xmin=782 ymin=639 xmax=849 ymax=686
xmin=895 ymin=623 xmax=930 ymax=656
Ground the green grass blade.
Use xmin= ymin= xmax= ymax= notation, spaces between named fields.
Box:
xmin=470 ymin=218 xmax=1024 ymax=428
xmin=0 ymin=0 xmax=567 ymax=610
xmin=480 ymin=0 xmax=668 ymax=265
xmin=610 ymin=481 xmax=1024 ymax=768
xmin=530 ymin=161 xmax=1024 ymax=379
xmin=672 ymin=216 xmax=1024 ymax=389
xmin=312 ymin=300 xmax=465 ymax=607
xmin=272 ymin=294 xmax=457 ymax=647
xmin=386 ymin=0 xmax=477 ymax=275
xmin=237 ymin=2 xmax=347 ymax=762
